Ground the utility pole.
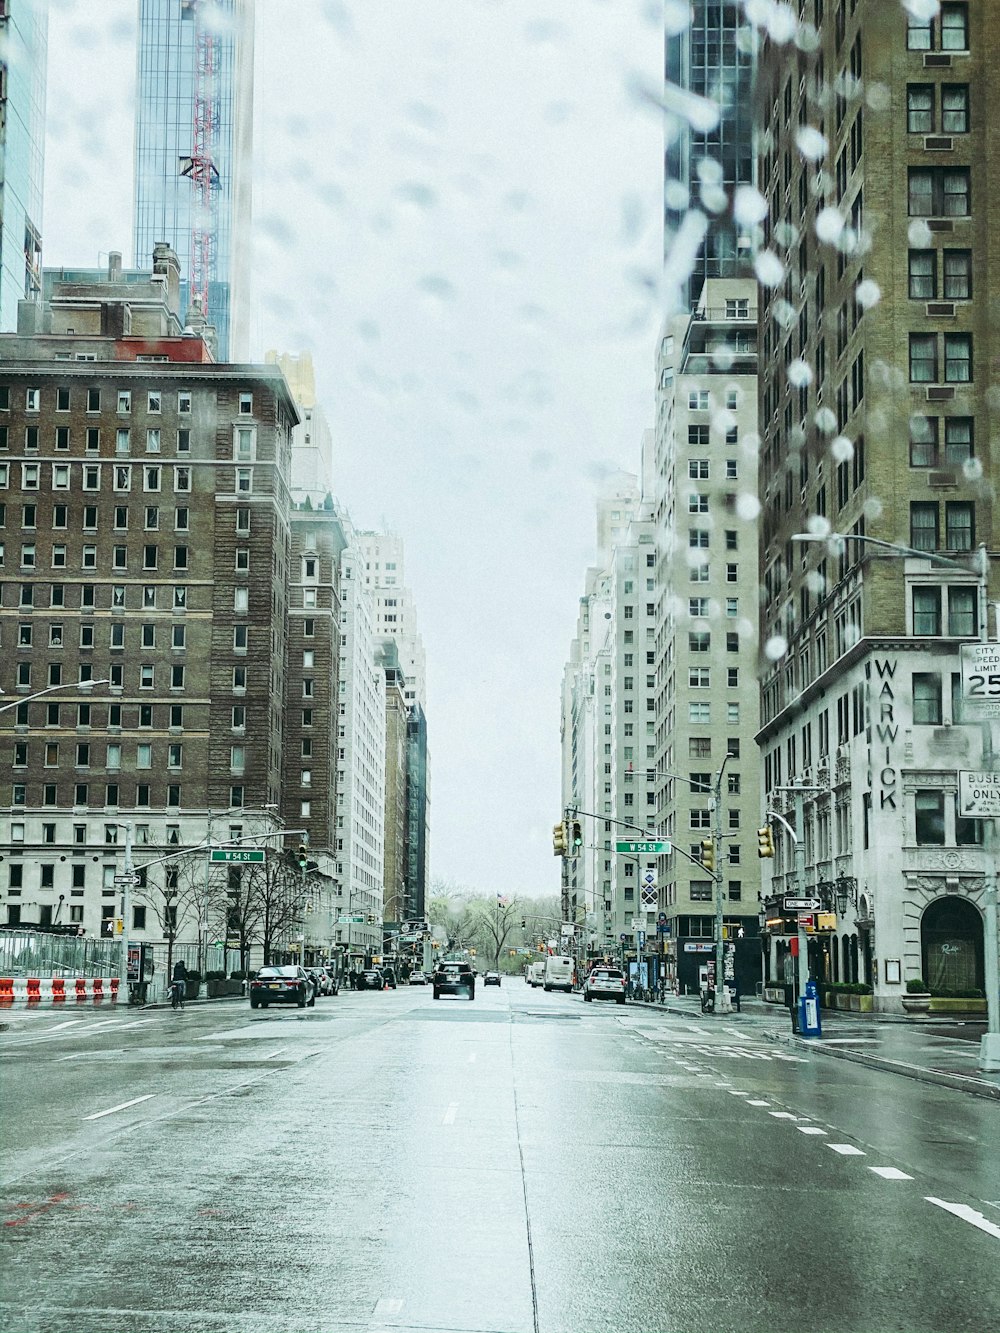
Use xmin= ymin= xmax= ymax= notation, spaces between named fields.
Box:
xmin=712 ymin=760 xmax=731 ymax=1014
xmin=118 ymin=821 xmax=134 ymax=998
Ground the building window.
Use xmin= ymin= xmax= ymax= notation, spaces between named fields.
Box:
xmin=908 ymin=250 xmax=935 ymax=300
xmin=913 ymin=672 xmax=943 ymax=723
xmin=912 ymin=586 xmax=942 ymax=635
xmin=907 ymin=167 xmax=970 ymax=217
xmin=909 ymin=334 xmax=937 ymax=383
xmin=906 ymin=84 xmax=934 ymax=134
xmin=910 ymin=502 xmax=939 ymax=552
xmin=941 ymin=250 xmax=972 ymax=300
xmin=947 ymin=586 xmax=977 ymax=637
xmin=943 ymin=334 xmax=971 ymax=383
xmin=944 ymin=502 xmax=973 ymax=552
xmin=915 ymin=791 xmax=945 ymax=845
xmin=944 ymin=417 xmax=973 ymax=463
xmin=941 ymin=3 xmax=969 ymax=51
xmin=689 ymin=632 xmax=710 ymax=654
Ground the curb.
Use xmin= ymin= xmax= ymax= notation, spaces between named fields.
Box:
xmin=766 ymin=1030 xmax=1000 ymax=1102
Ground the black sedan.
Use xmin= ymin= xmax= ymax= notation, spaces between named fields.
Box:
xmin=249 ymin=965 xmax=316 ymax=1009
xmin=433 ymin=961 xmax=475 ymax=1000
xmin=356 ymin=969 xmax=385 ymax=991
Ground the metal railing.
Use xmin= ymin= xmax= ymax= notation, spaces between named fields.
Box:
xmin=0 ymin=931 xmax=118 ymax=978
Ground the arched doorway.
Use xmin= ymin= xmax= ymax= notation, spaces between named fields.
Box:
xmin=921 ymin=897 xmax=984 ymax=992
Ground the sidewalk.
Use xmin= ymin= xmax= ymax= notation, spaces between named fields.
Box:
xmin=626 ymin=994 xmax=1000 ymax=1101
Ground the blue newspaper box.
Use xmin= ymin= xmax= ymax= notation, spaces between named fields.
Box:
xmin=798 ymin=979 xmax=822 ymax=1038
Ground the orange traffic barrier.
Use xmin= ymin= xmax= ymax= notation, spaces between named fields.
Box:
xmin=51 ymin=978 xmax=66 ymax=1002
xmin=0 ymin=979 xmax=14 ymax=1007
xmin=26 ymin=978 xmax=41 ymax=1003
xmin=75 ymin=978 xmax=88 ymax=1000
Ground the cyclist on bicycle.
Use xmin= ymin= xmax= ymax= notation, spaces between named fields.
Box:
xmin=170 ymin=959 xmax=188 ymax=1007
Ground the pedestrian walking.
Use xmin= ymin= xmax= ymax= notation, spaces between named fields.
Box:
xmin=349 ymin=968 xmax=358 ymax=991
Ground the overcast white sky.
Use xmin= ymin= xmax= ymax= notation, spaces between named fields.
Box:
xmin=43 ymin=0 xmax=663 ymax=897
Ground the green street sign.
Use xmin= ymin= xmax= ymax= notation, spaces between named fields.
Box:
xmin=210 ymin=848 xmax=265 ymax=863
xmin=615 ymin=840 xmax=670 ymax=855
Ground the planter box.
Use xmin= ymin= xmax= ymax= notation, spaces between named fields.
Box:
xmin=835 ymin=993 xmax=851 ymax=1010
xmin=184 ymin=981 xmax=201 ymax=1001
xmin=929 ymin=997 xmax=986 ymax=1015
xmin=762 ymin=986 xmax=786 ymax=1004
xmin=207 ymin=979 xmax=243 ymax=998
xmin=901 ymin=994 xmax=931 ymax=1016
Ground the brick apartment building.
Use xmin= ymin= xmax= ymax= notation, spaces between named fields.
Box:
xmin=0 ymin=247 xmax=300 ymax=944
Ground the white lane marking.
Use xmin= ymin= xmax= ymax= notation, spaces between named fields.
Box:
xmin=747 ymin=1099 xmax=770 ymax=1107
xmin=827 ymin=1143 xmax=865 ymax=1156
xmin=468 ymin=1052 xmax=477 ymax=1063
xmin=870 ymin=1167 xmax=913 ymax=1180
xmin=265 ymin=1049 xmax=288 ymax=1059
xmin=373 ymin=1298 xmax=404 ymax=1316
xmin=714 ymin=1081 xmax=732 ymax=1087
xmin=727 ymin=1090 xmax=749 ymax=1097
xmin=42 ymin=1020 xmax=84 ymax=1033
xmin=443 ymin=1102 xmax=458 ymax=1125
xmin=769 ymin=1111 xmax=798 ymax=1120
xmin=926 ymin=1198 xmax=1000 ymax=1240
xmin=84 ymin=1093 xmax=156 ymax=1121
xmin=797 ymin=1127 xmax=827 ymax=1136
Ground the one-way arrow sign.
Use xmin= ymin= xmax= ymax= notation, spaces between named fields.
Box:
xmin=783 ymin=896 xmax=821 ymax=912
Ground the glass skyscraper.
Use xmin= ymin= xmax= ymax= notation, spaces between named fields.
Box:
xmin=664 ymin=1 xmax=755 ymax=306
xmin=133 ymin=0 xmax=254 ymax=361
xmin=0 ymin=0 xmax=48 ymax=331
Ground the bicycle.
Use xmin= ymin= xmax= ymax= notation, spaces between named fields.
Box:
xmin=170 ymin=980 xmax=184 ymax=1010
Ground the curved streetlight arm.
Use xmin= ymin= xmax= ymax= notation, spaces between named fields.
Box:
xmin=0 ymin=679 xmax=111 ymax=716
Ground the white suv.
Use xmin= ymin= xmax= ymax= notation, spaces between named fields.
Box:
xmin=583 ymin=966 xmax=626 ymax=1004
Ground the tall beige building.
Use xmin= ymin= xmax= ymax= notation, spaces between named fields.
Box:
xmin=652 ymin=278 xmax=763 ymax=994
xmin=756 ymin=0 xmax=996 ymax=1008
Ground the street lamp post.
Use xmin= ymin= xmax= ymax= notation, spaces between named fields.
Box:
xmin=792 ymin=531 xmax=999 ymax=1070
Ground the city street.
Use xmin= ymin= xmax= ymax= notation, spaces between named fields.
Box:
xmin=2 ymin=981 xmax=999 ymax=1333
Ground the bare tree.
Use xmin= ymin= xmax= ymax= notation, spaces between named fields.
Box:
xmin=470 ymin=896 xmax=522 ymax=968
xmin=133 ymin=850 xmax=203 ymax=982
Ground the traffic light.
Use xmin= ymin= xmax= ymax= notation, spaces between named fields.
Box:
xmin=552 ymin=821 xmax=569 ymax=857
xmin=700 ymin=838 xmax=715 ymax=873
xmin=297 ymin=844 xmax=308 ymax=870
xmin=570 ymin=819 xmax=583 ymax=856
xmin=757 ymin=825 xmax=774 ymax=859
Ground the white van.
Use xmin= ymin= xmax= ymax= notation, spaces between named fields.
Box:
xmin=543 ymin=955 xmax=574 ymax=993
xmin=527 ymin=960 xmax=546 ymax=987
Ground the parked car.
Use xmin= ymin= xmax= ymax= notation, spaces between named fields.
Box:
xmin=433 ymin=961 xmax=475 ymax=1000
xmin=310 ymin=967 xmax=336 ymax=996
xmin=409 ymin=971 xmax=427 ymax=985
xmin=583 ymin=966 xmax=627 ymax=1004
xmin=249 ymin=965 xmax=316 ymax=1009
xmin=357 ymin=969 xmax=384 ymax=991
xmin=484 ymin=971 xmax=501 ymax=987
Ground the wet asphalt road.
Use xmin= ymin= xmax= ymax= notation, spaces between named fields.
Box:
xmin=1 ymin=981 xmax=998 ymax=1333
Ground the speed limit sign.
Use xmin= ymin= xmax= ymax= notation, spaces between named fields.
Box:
xmin=960 ymin=644 xmax=1000 ymax=718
